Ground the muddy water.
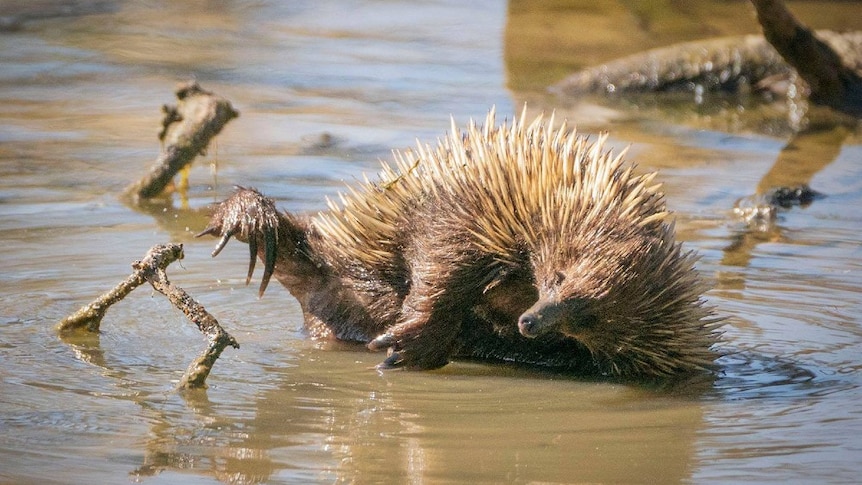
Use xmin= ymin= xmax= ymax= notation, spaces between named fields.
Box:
xmin=2 ymin=1 xmax=861 ymax=483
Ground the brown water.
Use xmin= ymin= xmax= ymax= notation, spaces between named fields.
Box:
xmin=2 ymin=1 xmax=862 ymax=483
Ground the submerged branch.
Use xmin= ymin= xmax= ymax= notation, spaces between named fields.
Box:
xmin=57 ymin=243 xmax=239 ymax=390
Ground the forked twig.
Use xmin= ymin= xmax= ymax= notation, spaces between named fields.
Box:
xmin=57 ymin=243 xmax=239 ymax=389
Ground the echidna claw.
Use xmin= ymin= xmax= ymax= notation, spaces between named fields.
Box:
xmin=259 ymin=227 xmax=277 ymax=298
xmin=195 ymin=225 xmax=219 ymax=239
xmin=367 ymin=333 xmax=396 ymax=351
xmin=377 ymin=352 xmax=404 ymax=369
xmin=210 ymin=229 xmax=236 ymax=258
xmin=376 ymin=352 xmax=404 ymax=370
xmin=246 ymin=237 xmax=258 ymax=285
xmin=196 ymin=187 xmax=282 ymax=299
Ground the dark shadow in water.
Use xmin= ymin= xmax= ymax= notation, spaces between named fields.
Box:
xmin=58 ymin=327 xmax=711 ymax=483
xmin=115 ymin=350 xmax=848 ymax=484
xmin=722 ymin=113 xmax=857 ymax=268
xmin=0 ymin=0 xmax=117 ymax=32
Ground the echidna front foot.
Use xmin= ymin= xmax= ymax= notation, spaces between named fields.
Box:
xmin=196 ymin=187 xmax=281 ymax=297
xmin=377 ymin=350 xmax=405 ymax=370
xmin=367 ymin=333 xmax=408 ymax=369
xmin=367 ymin=327 xmax=453 ymax=371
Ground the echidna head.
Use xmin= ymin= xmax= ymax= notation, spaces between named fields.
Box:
xmin=517 ymin=224 xmax=720 ymax=377
xmin=518 ymin=228 xmax=650 ymax=342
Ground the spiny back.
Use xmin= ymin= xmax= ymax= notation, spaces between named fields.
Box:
xmin=314 ymin=108 xmax=669 ymax=268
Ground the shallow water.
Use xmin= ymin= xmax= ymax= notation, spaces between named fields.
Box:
xmin=1 ymin=1 xmax=861 ymax=483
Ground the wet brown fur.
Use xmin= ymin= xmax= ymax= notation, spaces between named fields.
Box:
xmin=199 ymin=109 xmax=723 ymax=378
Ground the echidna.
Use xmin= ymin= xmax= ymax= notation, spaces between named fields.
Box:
xmin=198 ymin=109 xmax=723 ymax=378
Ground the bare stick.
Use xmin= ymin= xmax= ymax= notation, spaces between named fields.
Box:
xmin=124 ymin=82 xmax=239 ymax=200
xmin=56 ymin=272 xmax=145 ymax=333
xmin=56 ymin=245 xmax=182 ymax=334
xmin=57 ymin=243 xmax=240 ymax=390
xmin=146 ymin=263 xmax=240 ymax=389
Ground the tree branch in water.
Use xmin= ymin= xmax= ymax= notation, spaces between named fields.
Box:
xmin=750 ymin=0 xmax=862 ymax=116
xmin=124 ymin=82 xmax=239 ymax=201
xmin=57 ymin=243 xmax=239 ymax=390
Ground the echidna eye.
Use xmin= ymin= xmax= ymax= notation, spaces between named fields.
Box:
xmin=554 ymin=271 xmax=565 ymax=285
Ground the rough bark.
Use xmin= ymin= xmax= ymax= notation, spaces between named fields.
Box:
xmin=57 ymin=243 xmax=239 ymax=390
xmin=124 ymin=82 xmax=239 ymax=201
xmin=750 ymin=0 xmax=862 ymax=117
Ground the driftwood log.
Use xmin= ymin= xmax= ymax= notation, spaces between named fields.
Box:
xmin=554 ymin=0 xmax=862 ymax=118
xmin=124 ymin=81 xmax=239 ymax=201
xmin=57 ymin=243 xmax=239 ymax=390
xmin=751 ymin=0 xmax=862 ymax=117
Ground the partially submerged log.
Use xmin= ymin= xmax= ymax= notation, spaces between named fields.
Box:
xmin=552 ymin=34 xmax=791 ymax=96
xmin=751 ymin=0 xmax=862 ymax=117
xmin=553 ymin=30 xmax=862 ymax=101
xmin=57 ymin=243 xmax=239 ymax=390
xmin=124 ymin=82 xmax=239 ymax=201
xmin=553 ymin=0 xmax=862 ymax=117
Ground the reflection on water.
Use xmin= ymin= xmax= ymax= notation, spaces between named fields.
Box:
xmin=126 ymin=353 xmax=706 ymax=484
xmin=1 ymin=1 xmax=862 ymax=483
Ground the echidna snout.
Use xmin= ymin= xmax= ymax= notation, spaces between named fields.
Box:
xmin=518 ymin=297 xmax=597 ymax=339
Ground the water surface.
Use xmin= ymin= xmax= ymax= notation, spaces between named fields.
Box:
xmin=1 ymin=1 xmax=861 ymax=483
